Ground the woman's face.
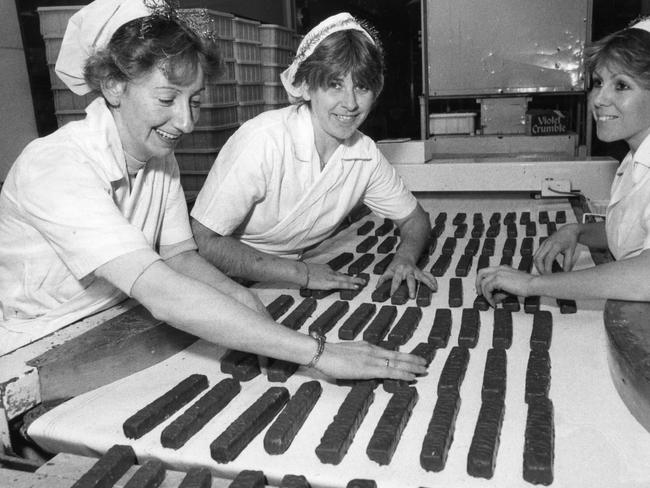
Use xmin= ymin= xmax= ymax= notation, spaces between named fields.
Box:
xmin=589 ymin=62 xmax=650 ymax=152
xmin=112 ymin=65 xmax=205 ymax=161
xmin=304 ymin=72 xmax=375 ymax=153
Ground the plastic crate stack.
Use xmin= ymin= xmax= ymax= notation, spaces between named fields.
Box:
xmin=259 ymin=24 xmax=295 ymax=111
xmin=37 ymin=6 xmax=95 ymax=127
xmin=232 ymin=17 xmax=265 ymax=127
xmin=176 ymin=9 xmax=239 ymax=194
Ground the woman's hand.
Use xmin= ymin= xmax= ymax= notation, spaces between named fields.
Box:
xmin=377 ymin=255 xmax=437 ymax=298
xmin=313 ymin=341 xmax=428 ymax=380
xmin=475 ymin=265 xmax=536 ymax=307
xmin=534 ymin=223 xmax=580 ymax=274
xmin=302 ymin=262 xmax=367 ymax=290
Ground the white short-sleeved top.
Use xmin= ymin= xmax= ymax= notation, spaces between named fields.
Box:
xmin=0 ymin=97 xmax=195 ymax=354
xmin=606 ymin=134 xmax=650 ymax=260
xmin=191 ymin=104 xmax=417 ymax=257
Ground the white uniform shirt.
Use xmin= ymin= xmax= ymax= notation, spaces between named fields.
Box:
xmin=0 ymin=98 xmax=195 ymax=354
xmin=191 ymin=104 xmax=417 ymax=257
xmin=606 ymin=134 xmax=650 ymax=260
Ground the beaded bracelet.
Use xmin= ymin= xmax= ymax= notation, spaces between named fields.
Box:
xmin=306 ymin=331 xmax=326 ymax=368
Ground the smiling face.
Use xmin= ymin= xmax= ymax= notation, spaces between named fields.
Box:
xmin=108 ymin=65 xmax=205 ymax=161
xmin=589 ymin=62 xmax=650 ymax=152
xmin=304 ymin=72 xmax=375 ymax=160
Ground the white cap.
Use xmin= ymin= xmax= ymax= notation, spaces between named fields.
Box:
xmin=630 ymin=17 xmax=650 ymax=33
xmin=55 ymin=0 xmax=164 ymax=95
xmin=280 ymin=12 xmax=375 ymax=103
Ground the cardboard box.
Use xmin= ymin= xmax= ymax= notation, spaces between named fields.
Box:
xmin=377 ymin=138 xmax=434 ymax=164
xmin=429 ymin=112 xmax=476 ymax=135
xmin=526 ymin=109 xmax=568 ymax=136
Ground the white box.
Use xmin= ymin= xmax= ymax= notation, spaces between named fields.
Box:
xmin=429 ymin=112 xmax=476 ymax=135
xmin=377 ymin=138 xmax=434 ymax=164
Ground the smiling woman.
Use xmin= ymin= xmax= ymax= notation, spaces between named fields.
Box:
xmin=0 ymin=0 xmax=428 ymax=382
xmin=190 ymin=12 xmax=436 ymax=301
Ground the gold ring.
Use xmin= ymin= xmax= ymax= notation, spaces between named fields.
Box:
xmin=385 ymin=358 xmax=390 ymax=368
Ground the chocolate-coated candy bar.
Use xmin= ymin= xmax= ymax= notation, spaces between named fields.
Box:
xmin=520 ymin=237 xmax=534 ymax=256
xmin=547 ymin=222 xmax=557 ymax=235
xmin=371 ymin=280 xmax=392 ymax=302
xmin=281 ymin=298 xmax=318 ymax=330
xmin=390 ymin=282 xmax=410 ymax=305
xmin=503 ymin=212 xmax=516 ymax=225
xmin=356 ymin=235 xmax=379 ymax=253
xmin=388 ymin=306 xmax=423 ymax=345
xmin=438 ymin=346 xmax=470 ymax=395
xmin=346 ymin=480 xmax=376 ymax=488
xmin=501 ymin=294 xmax=520 ymax=312
xmin=539 ymin=236 xmax=548 ymax=247
xmin=348 ymin=253 xmax=375 ymax=275
xmin=228 ymin=470 xmax=266 ymax=488
xmin=430 ymin=254 xmax=451 ymax=277
xmin=280 ymin=474 xmax=311 ymax=488
xmin=308 ymin=301 xmax=350 ymax=336
xmin=123 ymin=374 xmax=208 ymax=439
xmin=428 ymin=308 xmax=452 ymax=348
xmin=372 ymin=253 xmax=394 ymax=275
xmin=348 ymin=205 xmax=371 ymax=223
xmin=486 ymin=223 xmax=500 ymax=238
xmin=311 ymin=289 xmax=336 ymax=299
xmin=454 ymin=223 xmax=468 ymax=238
xmin=518 ymin=255 xmax=533 ymax=273
xmin=366 ymin=386 xmax=418 ymax=465
xmin=481 ymin=348 xmax=507 ymax=402
xmin=339 ymin=303 xmax=377 ymax=340
xmin=210 ymin=387 xmax=290 ymax=463
xmin=452 ymin=212 xmax=466 ymax=225
xmin=427 ymin=235 xmax=438 ymax=255
xmin=267 ymin=359 xmax=300 ymax=383
xmin=416 ymin=283 xmax=433 ymax=307
xmin=557 ymin=298 xmax=577 ymax=314
xmin=178 ymin=467 xmax=212 ymax=488
xmin=431 ymin=222 xmax=445 ymax=238
xmin=123 ymin=460 xmax=165 ymax=488
xmin=467 ymin=399 xmax=505 ymax=479
xmin=506 ymin=223 xmax=518 ymax=238
xmin=523 ymin=398 xmax=555 ymax=485
xmin=375 ymin=220 xmax=394 ymax=236
xmin=220 ymin=350 xmax=260 ymax=382
xmin=500 ymin=255 xmax=512 ymax=266
xmin=357 ymin=221 xmax=375 ymax=236
xmin=520 ymin=211 xmax=531 ymax=225
xmin=502 ymin=238 xmax=516 ymax=257
xmin=524 ymin=295 xmax=540 ymax=314
xmin=363 ymin=305 xmax=398 ymax=344
xmin=489 ymin=212 xmax=501 ymax=225
xmin=161 ymin=378 xmax=241 ymax=449
xmin=377 ymin=235 xmax=398 ymax=254
xmin=71 ymin=444 xmax=135 ymax=488
xmin=315 ymin=381 xmax=375 ymax=465
xmin=526 ymin=221 xmax=537 ymax=237
xmin=435 ymin=212 xmax=447 ymax=224
xmin=264 ymin=380 xmax=323 ymax=455
xmin=531 ymin=310 xmax=553 ymax=351
xmin=473 ymin=294 xmax=490 ymax=311
xmin=340 ymin=273 xmax=369 ymax=301
xmin=525 ymin=350 xmax=551 ymax=403
xmin=458 ymin=308 xmax=480 ymax=348
xmin=266 ymin=295 xmax=296 ymax=320
xmin=420 ymin=390 xmax=461 ymax=472
xmin=449 ymin=277 xmax=463 ymax=308
xmin=416 ymin=252 xmax=430 ymax=270
xmin=442 ymin=237 xmax=457 ymax=255
xmin=481 ymin=238 xmax=495 ymax=257
xmin=328 ymin=252 xmax=354 ymax=271
xmin=555 ymin=210 xmax=566 ymax=223
xmin=538 ymin=211 xmax=549 ymax=224
xmin=492 ymin=308 xmax=513 ymax=349
xmin=471 ymin=224 xmax=485 ymax=239
xmin=477 ymin=255 xmax=490 ymax=272
xmin=473 ymin=212 xmax=483 ymax=225
xmin=384 ymin=342 xmax=436 ymax=392
xmin=464 ymin=238 xmax=480 ymax=256
xmin=455 ymin=254 xmax=473 ymax=277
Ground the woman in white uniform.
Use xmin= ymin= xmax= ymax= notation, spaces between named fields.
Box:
xmin=0 ymin=0 xmax=426 ymax=381
xmin=476 ymin=18 xmax=650 ymax=305
xmin=191 ymin=13 xmax=436 ymax=300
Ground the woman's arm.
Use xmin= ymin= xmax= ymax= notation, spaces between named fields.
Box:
xmin=378 ymin=204 xmax=437 ymax=297
xmin=191 ymin=218 xmax=365 ymax=290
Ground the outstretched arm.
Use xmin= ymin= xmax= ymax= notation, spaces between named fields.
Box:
xmin=376 ymin=204 xmax=437 ymax=298
xmin=191 ymin=218 xmax=365 ymax=290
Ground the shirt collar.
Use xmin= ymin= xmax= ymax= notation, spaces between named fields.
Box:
xmin=84 ymin=97 xmax=129 ymax=182
xmin=633 ymin=133 xmax=650 ymax=169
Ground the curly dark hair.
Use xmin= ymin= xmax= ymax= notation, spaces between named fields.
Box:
xmin=83 ymin=15 xmax=222 ymax=92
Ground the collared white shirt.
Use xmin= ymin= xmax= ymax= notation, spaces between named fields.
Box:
xmin=191 ymin=104 xmax=416 ymax=257
xmin=606 ymin=134 xmax=650 ymax=259
xmin=0 ymin=98 xmax=195 ymax=354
